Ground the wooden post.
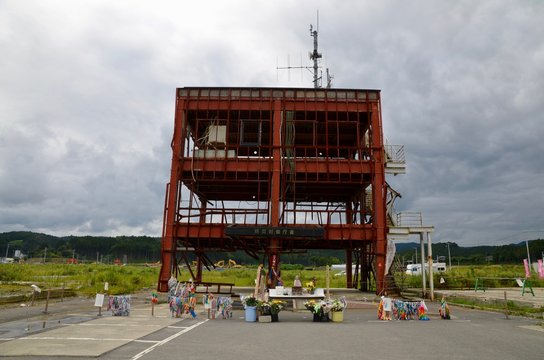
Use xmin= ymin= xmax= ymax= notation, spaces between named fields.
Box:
xmin=152 ymin=301 xmax=155 ymax=317
xmin=61 ymin=283 xmax=65 ymax=302
xmin=326 ymin=265 xmax=330 ymax=300
xmin=31 ymin=290 xmax=36 ymax=306
xmin=254 ymin=265 xmax=263 ymax=298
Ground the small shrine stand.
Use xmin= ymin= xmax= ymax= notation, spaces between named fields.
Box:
xmin=268 ymin=287 xmax=325 ymax=311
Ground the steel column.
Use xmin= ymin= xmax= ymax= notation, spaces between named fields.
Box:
xmin=346 ymin=201 xmax=353 ymax=288
xmin=371 ymin=104 xmax=387 ymax=294
xmin=158 ymin=99 xmax=186 ymax=292
xmin=267 ymin=100 xmax=282 ymax=287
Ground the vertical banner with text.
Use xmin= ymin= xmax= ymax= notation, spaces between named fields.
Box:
xmin=523 ymin=259 xmax=531 ymax=278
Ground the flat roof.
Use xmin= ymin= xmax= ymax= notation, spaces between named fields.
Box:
xmin=177 ymin=87 xmax=381 ymax=101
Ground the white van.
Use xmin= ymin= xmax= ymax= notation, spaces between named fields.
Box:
xmin=406 ymin=262 xmax=447 ymax=275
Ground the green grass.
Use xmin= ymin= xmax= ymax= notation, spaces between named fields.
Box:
xmin=2 ymin=263 xmax=540 ymax=298
xmin=0 ymin=264 xmax=347 ymax=297
xmin=396 ymin=265 xmax=544 ymax=290
xmin=0 ymin=263 xmax=159 ymax=296
xmin=171 ymin=267 xmax=346 ymax=288
xmin=445 ymin=296 xmax=544 ymax=318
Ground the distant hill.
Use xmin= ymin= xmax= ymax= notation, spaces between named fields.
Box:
xmin=0 ymin=231 xmax=161 ymax=263
xmin=395 ymin=239 xmax=544 ymax=265
xmin=1 ymin=231 xmax=542 ymax=265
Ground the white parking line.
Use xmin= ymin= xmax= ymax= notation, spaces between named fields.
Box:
xmin=166 ymin=326 xmax=190 ymax=329
xmin=133 ymin=340 xmax=161 ymax=344
xmin=131 ymin=319 xmax=208 ymax=360
xmin=71 ymin=323 xmax=163 ymax=327
xmin=18 ymin=336 xmax=143 ymax=342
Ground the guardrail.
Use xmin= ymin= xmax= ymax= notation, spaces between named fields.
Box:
xmin=395 ymin=212 xmax=423 ymax=227
xmin=384 ymin=145 xmax=405 ymax=163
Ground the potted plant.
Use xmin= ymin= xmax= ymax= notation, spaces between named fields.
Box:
xmin=257 ymin=300 xmax=272 ymax=322
xmin=330 ymin=298 xmax=346 ymax=322
xmin=269 ymin=300 xmax=286 ymax=322
xmin=241 ymin=295 xmax=259 ymax=322
xmin=304 ymin=300 xmax=329 ymax=322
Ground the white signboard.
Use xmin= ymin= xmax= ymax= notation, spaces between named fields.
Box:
xmin=94 ymin=293 xmax=105 ymax=307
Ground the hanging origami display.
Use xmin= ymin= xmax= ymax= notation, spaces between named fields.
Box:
xmin=392 ymin=299 xmax=419 ymax=320
xmin=108 ymin=295 xmax=131 ymax=316
xmin=377 ymin=298 xmax=430 ymax=321
xmin=168 ymin=279 xmax=197 ymax=318
xmin=418 ymin=301 xmax=429 ymax=320
xmin=439 ymin=297 xmax=451 ymax=320
xmin=217 ymin=296 xmax=233 ymax=319
xmin=203 ymin=293 xmax=216 ymax=319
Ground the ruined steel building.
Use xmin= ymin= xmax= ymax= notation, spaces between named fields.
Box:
xmin=158 ymin=87 xmax=417 ymax=294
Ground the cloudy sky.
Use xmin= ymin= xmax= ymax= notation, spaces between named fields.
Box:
xmin=1 ymin=0 xmax=543 ymax=246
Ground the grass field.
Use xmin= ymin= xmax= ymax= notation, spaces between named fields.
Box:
xmin=0 ymin=264 xmax=347 ymax=297
xmin=397 ymin=264 xmax=544 ymax=290
xmin=1 ymin=263 xmax=542 ymax=299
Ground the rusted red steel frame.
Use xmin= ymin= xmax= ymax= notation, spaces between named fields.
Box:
xmin=158 ymin=88 xmax=387 ymax=293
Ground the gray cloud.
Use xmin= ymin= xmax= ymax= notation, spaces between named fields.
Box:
xmin=1 ymin=0 xmax=543 ymax=246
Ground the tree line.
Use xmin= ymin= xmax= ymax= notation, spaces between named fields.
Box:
xmin=0 ymin=231 xmax=160 ymax=263
xmin=1 ymin=231 xmax=542 ymax=265
xmin=396 ymin=239 xmax=544 ymax=265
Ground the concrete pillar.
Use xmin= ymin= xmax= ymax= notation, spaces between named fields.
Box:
xmin=420 ymin=233 xmax=426 ymax=297
xmin=427 ymin=232 xmax=434 ymax=301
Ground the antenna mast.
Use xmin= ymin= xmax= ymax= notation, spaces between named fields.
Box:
xmin=277 ymin=11 xmax=333 ymax=88
xmin=309 ymin=24 xmax=322 ymax=89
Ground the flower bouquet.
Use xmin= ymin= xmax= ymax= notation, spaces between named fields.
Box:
xmin=330 ymin=298 xmax=346 ymax=312
xmin=305 ymin=281 xmax=316 ymax=294
xmin=257 ymin=300 xmax=272 ymax=315
xmin=241 ymin=295 xmax=259 ymax=322
xmin=330 ymin=298 xmax=347 ymax=322
xmin=241 ymin=295 xmax=259 ymax=308
xmin=258 ymin=300 xmax=286 ymax=322
xmin=270 ymin=300 xmax=286 ymax=314
xmin=304 ymin=300 xmax=330 ymax=322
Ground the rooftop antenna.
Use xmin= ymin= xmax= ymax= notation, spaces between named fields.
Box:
xmin=277 ymin=10 xmax=333 ymax=88
xmin=309 ymin=11 xmax=322 ymax=89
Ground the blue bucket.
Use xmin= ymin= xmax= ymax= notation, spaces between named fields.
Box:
xmin=245 ymin=306 xmax=257 ymax=322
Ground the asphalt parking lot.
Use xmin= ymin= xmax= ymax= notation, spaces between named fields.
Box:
xmin=0 ymin=292 xmax=542 ymax=360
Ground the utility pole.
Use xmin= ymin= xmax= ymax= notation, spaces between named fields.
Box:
xmin=447 ymin=242 xmax=452 ymax=270
xmin=4 ymin=243 xmax=9 ymax=260
xmin=525 ymin=239 xmax=531 ymax=266
xmin=43 ymin=247 xmax=47 ymax=264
